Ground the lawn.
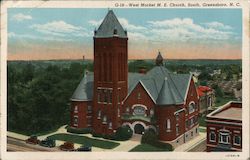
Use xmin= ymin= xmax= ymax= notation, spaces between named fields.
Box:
xmin=48 ymin=133 xmax=120 ymax=149
xmin=129 ymin=144 xmax=170 ymax=152
xmin=199 ymin=127 xmax=207 ymax=133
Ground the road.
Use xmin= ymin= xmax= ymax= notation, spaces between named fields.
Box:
xmin=187 ymin=139 xmax=206 ymax=152
xmin=7 ymin=137 xmax=61 ymax=152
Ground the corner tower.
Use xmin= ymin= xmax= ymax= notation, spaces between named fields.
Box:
xmin=93 ymin=10 xmax=128 ymax=135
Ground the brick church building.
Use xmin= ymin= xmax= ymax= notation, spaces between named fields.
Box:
xmin=70 ymin=10 xmax=200 ymax=147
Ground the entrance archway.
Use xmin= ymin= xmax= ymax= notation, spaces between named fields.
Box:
xmin=134 ymin=124 xmax=145 ymax=134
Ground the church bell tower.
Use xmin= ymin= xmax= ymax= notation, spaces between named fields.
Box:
xmin=92 ymin=10 xmax=128 ymax=135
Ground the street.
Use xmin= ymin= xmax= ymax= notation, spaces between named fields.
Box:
xmin=7 ymin=137 xmax=60 ymax=152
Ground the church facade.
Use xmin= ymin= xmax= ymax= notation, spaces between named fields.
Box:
xmin=70 ymin=10 xmax=200 ymax=147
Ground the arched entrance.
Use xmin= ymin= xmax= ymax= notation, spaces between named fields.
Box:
xmin=134 ymin=123 xmax=145 ymax=134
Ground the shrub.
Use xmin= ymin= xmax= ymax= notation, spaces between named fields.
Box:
xmin=141 ymin=130 xmax=173 ymax=151
xmin=141 ymin=129 xmax=157 ymax=144
xmin=113 ymin=126 xmax=133 ymax=141
xmin=92 ymin=126 xmax=133 ymax=141
xmin=67 ymin=127 xmax=92 ymax=134
xmin=92 ymin=132 xmax=103 ymax=138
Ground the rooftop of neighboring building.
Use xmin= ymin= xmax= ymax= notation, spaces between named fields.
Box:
xmin=207 ymin=101 xmax=242 ymax=121
xmin=197 ymin=86 xmax=213 ymax=97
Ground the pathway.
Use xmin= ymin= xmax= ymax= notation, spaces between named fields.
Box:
xmin=174 ymin=132 xmax=206 ymax=152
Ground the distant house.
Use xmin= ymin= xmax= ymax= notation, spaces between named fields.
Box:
xmin=206 ymin=101 xmax=242 ymax=152
xmin=69 ymin=10 xmax=200 ymax=148
xmin=197 ymin=86 xmax=215 ymax=114
xmin=207 ymin=80 xmax=242 ymax=98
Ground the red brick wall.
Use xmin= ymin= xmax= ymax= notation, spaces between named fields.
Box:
xmin=70 ymin=101 xmax=92 ymax=128
xmin=93 ymin=37 xmax=128 ymax=135
xmin=156 ymin=105 xmax=188 ymax=142
xmin=207 ymin=121 xmax=242 ymax=151
xmin=122 ymin=82 xmax=155 ymax=116
xmin=184 ymin=78 xmax=199 ymax=130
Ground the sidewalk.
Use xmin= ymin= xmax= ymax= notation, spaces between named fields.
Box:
xmin=7 ymin=132 xmax=29 ymax=140
xmin=174 ymin=132 xmax=206 ymax=152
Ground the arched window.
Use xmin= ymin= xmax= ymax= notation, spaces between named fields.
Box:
xmin=118 ymin=108 xmax=120 ymax=117
xmin=166 ymin=119 xmax=171 ymax=132
xmin=150 ymin=109 xmax=154 ymax=116
xmin=74 ymin=105 xmax=78 ymax=113
xmin=97 ymin=110 xmax=101 ymax=119
xmin=189 ymin=102 xmax=196 ymax=114
xmin=108 ymin=122 xmax=112 ymax=129
xmin=133 ymin=106 xmax=146 ymax=116
xmin=102 ymin=115 xmax=107 ymax=124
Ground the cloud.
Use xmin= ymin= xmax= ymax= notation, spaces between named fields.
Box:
xmin=88 ymin=17 xmax=146 ymax=31
xmin=12 ymin=13 xmax=32 ymax=22
xmin=88 ymin=20 xmax=102 ymax=27
xmin=8 ymin=32 xmax=72 ymax=42
xmin=202 ymin=22 xmax=232 ymax=30
xmin=147 ymin=18 xmax=234 ymax=42
xmin=30 ymin=20 xmax=90 ymax=37
xmin=118 ymin=18 xmax=146 ymax=31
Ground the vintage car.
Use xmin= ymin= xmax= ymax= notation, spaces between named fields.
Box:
xmin=59 ymin=142 xmax=74 ymax=151
xmin=76 ymin=145 xmax=92 ymax=152
xmin=39 ymin=138 xmax=56 ymax=148
xmin=25 ymin=135 xmax=40 ymax=145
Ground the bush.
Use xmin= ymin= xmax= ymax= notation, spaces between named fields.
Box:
xmin=67 ymin=127 xmax=92 ymax=134
xmin=113 ymin=126 xmax=133 ymax=141
xmin=91 ymin=126 xmax=133 ymax=141
xmin=141 ymin=130 xmax=173 ymax=151
xmin=141 ymin=129 xmax=157 ymax=144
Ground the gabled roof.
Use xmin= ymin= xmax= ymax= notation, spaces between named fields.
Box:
xmin=94 ymin=10 xmax=127 ymax=38
xmin=70 ymin=72 xmax=93 ymax=101
xmin=125 ymin=66 xmax=191 ymax=105
xmin=71 ymin=66 xmax=192 ymax=106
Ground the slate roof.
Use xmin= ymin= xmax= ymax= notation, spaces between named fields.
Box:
xmin=71 ymin=66 xmax=192 ymax=105
xmin=156 ymin=52 xmax=164 ymax=66
xmin=70 ymin=72 xmax=93 ymax=101
xmin=94 ymin=10 xmax=127 ymax=38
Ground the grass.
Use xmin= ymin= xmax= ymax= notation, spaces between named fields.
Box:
xmin=47 ymin=133 xmax=120 ymax=149
xmin=129 ymin=144 xmax=170 ymax=152
xmin=199 ymin=127 xmax=207 ymax=133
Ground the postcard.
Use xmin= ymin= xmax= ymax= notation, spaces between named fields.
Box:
xmin=0 ymin=0 xmax=249 ymax=160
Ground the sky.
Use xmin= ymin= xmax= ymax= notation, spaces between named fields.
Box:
xmin=8 ymin=8 xmax=242 ymax=60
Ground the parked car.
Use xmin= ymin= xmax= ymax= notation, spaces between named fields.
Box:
xmin=25 ymin=135 xmax=40 ymax=145
xmin=76 ymin=145 xmax=92 ymax=152
xmin=39 ymin=138 xmax=56 ymax=148
xmin=59 ymin=142 xmax=74 ymax=151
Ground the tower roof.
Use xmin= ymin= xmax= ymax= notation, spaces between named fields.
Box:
xmin=156 ymin=51 xmax=164 ymax=66
xmin=94 ymin=10 xmax=127 ymax=38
